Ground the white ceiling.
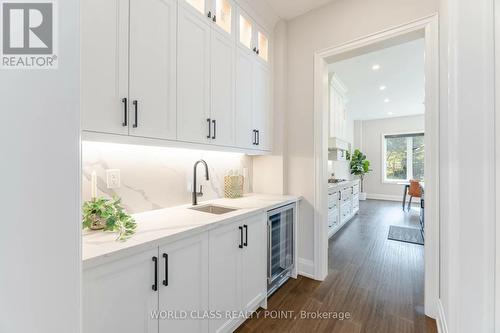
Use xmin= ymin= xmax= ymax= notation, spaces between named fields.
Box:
xmin=265 ymin=0 xmax=335 ymax=20
xmin=329 ymin=39 xmax=425 ymax=121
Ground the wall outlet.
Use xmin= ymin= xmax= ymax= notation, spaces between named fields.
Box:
xmin=106 ymin=169 xmax=121 ymax=189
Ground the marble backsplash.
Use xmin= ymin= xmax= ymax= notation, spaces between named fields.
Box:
xmin=82 ymin=141 xmax=253 ymax=214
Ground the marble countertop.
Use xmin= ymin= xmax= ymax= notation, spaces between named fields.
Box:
xmin=327 ymin=179 xmax=360 ymax=189
xmin=83 ymin=193 xmax=300 ymax=269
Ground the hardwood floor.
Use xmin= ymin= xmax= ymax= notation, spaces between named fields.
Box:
xmin=236 ymin=200 xmax=437 ymax=333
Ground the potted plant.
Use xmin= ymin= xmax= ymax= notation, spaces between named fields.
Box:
xmin=82 ymin=196 xmax=137 ymax=241
xmin=350 ymin=149 xmax=372 ymax=200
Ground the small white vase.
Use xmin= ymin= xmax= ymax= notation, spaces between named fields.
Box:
xmin=359 ymin=192 xmax=367 ymax=201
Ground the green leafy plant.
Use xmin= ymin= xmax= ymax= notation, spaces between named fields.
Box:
xmin=350 ymin=149 xmax=372 ymax=192
xmin=82 ymin=197 xmax=137 ymax=241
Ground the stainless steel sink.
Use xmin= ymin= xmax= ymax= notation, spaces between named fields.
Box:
xmin=189 ymin=205 xmax=238 ymax=215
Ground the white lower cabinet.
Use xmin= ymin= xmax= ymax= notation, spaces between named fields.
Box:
xmin=328 ymin=180 xmax=360 ymax=238
xmin=158 ymin=234 xmax=209 ymax=333
xmin=83 ymin=214 xmax=267 ymax=333
xmin=83 ymin=248 xmax=159 ymax=333
xmin=209 ymin=214 xmax=266 ymax=333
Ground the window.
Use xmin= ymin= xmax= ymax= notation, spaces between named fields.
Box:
xmin=383 ymin=133 xmax=424 ymax=182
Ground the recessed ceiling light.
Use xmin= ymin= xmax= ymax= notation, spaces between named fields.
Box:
xmin=379 ymin=85 xmax=387 ymax=91
xmin=372 ymin=64 xmax=381 ymax=71
xmin=387 ymin=112 xmax=394 ymax=115
xmin=384 ymin=98 xmax=390 ymax=103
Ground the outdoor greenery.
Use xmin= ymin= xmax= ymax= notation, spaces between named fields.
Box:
xmin=385 ymin=134 xmax=424 ymax=181
xmin=82 ymin=197 xmax=137 ymax=241
xmin=350 ymin=149 xmax=372 ymax=192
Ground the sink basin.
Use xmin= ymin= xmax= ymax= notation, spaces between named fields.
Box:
xmin=189 ymin=205 xmax=238 ymax=215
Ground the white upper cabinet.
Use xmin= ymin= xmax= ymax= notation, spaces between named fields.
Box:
xmin=177 ymin=5 xmax=212 ymax=144
xmin=329 ymin=74 xmax=348 ymax=141
xmin=129 ymin=0 xmax=177 ymax=140
xmin=81 ymin=0 xmax=129 ymax=135
xmin=252 ymin=60 xmax=272 ymax=150
xmin=82 ymin=0 xmax=272 ymax=153
xmin=210 ymin=29 xmax=235 ymax=146
xmin=235 ymin=47 xmax=254 ymax=149
xmin=235 ymin=8 xmax=271 ymax=151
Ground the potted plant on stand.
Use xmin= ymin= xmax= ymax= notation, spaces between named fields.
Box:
xmin=350 ymin=149 xmax=372 ymax=200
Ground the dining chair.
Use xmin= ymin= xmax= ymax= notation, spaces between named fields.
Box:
xmin=407 ymin=179 xmax=422 ymax=211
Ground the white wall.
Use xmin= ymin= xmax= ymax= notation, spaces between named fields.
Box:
xmin=0 ymin=0 xmax=81 ymax=332
xmin=354 ymin=115 xmax=425 ymax=199
xmin=285 ymin=0 xmax=437 ymax=266
xmin=438 ymin=0 xmax=496 ymax=331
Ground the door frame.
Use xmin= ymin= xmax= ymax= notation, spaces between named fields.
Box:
xmin=312 ymin=14 xmax=440 ymax=318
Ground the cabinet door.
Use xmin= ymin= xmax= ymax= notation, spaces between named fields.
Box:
xmin=81 ymin=0 xmax=129 ymax=135
xmin=83 ymin=249 xmax=159 ymax=333
xmin=255 ymin=27 xmax=269 ymax=63
xmin=210 ymin=30 xmax=235 ymax=146
xmin=209 ymin=223 xmax=242 ymax=333
xmin=129 ymin=0 xmax=177 ymax=140
xmin=252 ymin=60 xmax=272 ymax=151
xmin=241 ymin=214 xmax=267 ymax=312
xmin=235 ymin=47 xmax=254 ymax=149
xmin=159 ymin=234 xmax=209 ymax=333
xmin=177 ymin=6 xmax=212 ymax=144
xmin=212 ymin=0 xmax=234 ymax=37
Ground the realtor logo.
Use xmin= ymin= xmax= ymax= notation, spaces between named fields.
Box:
xmin=1 ymin=0 xmax=57 ymax=69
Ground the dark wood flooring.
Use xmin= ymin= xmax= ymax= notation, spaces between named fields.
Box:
xmin=236 ymin=200 xmax=437 ymax=333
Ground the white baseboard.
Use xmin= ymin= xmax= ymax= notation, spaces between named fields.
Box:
xmin=436 ymin=300 xmax=448 ymax=333
xmin=366 ymin=193 xmax=421 ymax=203
xmin=297 ymin=258 xmax=314 ymax=279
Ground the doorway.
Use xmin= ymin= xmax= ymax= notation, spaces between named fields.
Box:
xmin=312 ymin=15 xmax=439 ymax=318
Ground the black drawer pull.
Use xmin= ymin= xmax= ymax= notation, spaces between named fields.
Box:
xmin=212 ymin=119 xmax=216 ymax=139
xmin=133 ymin=100 xmax=138 ymax=128
xmin=243 ymin=225 xmax=248 ymax=247
xmin=239 ymin=226 xmax=243 ymax=249
xmin=163 ymin=253 xmax=168 ymax=287
xmin=207 ymin=118 xmax=211 ymax=139
xmin=122 ymin=98 xmax=128 ymax=127
xmin=152 ymin=256 xmax=158 ymax=291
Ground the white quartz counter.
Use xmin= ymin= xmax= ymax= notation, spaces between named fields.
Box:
xmin=327 ymin=179 xmax=360 ymax=190
xmin=82 ymin=193 xmax=300 ymax=268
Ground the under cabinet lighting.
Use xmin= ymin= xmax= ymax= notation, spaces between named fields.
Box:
xmin=379 ymin=85 xmax=387 ymax=91
xmin=384 ymin=98 xmax=390 ymax=103
xmin=372 ymin=64 xmax=381 ymax=71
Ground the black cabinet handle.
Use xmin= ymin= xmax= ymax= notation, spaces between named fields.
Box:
xmin=122 ymin=98 xmax=128 ymax=127
xmin=256 ymin=130 xmax=260 ymax=145
xmin=152 ymin=256 xmax=158 ymax=291
xmin=256 ymin=49 xmax=260 ymax=55
xmin=133 ymin=100 xmax=138 ymax=128
xmin=207 ymin=11 xmax=212 ymax=18
xmin=238 ymin=226 xmax=243 ymax=249
xmin=253 ymin=47 xmax=257 ymax=53
xmin=162 ymin=253 xmax=168 ymax=287
xmin=207 ymin=118 xmax=211 ymax=139
xmin=252 ymin=130 xmax=257 ymax=145
xmin=213 ymin=15 xmax=216 ymax=22
xmin=212 ymin=119 xmax=216 ymax=139
xmin=243 ymin=225 xmax=248 ymax=247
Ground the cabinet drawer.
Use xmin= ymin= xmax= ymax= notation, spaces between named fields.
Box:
xmin=352 ymin=184 xmax=360 ymax=195
xmin=340 ymin=188 xmax=352 ymax=202
xmin=328 ymin=192 xmax=340 ymax=209
xmin=340 ymin=202 xmax=351 ymax=223
xmin=352 ymin=194 xmax=359 ymax=208
xmin=328 ymin=209 xmax=339 ymax=227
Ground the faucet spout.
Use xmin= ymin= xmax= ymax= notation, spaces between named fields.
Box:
xmin=192 ymin=160 xmax=210 ymax=206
